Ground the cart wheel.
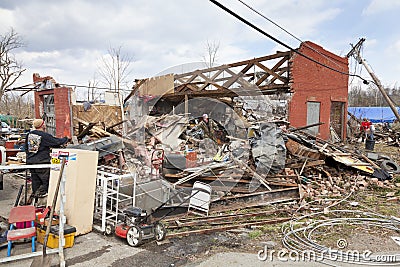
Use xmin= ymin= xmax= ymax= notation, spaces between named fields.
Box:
xmin=126 ymin=226 xmax=142 ymax=247
xmin=105 ymin=224 xmax=114 ymax=235
xmin=154 ymin=222 xmax=166 ymax=241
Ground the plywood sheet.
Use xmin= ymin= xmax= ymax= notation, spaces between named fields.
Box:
xmin=48 ymin=149 xmax=99 ymax=235
xmin=138 ymin=74 xmax=174 ymax=96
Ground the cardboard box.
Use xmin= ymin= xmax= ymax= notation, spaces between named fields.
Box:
xmin=43 ymin=217 xmax=59 ymax=227
xmin=36 ymin=224 xmax=76 ymax=248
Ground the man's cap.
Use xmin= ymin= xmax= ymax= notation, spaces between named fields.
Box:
xmin=33 ymin=119 xmax=45 ymax=129
xmin=202 ymin=114 xmax=208 ymax=118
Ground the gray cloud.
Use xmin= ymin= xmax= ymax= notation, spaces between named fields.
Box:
xmin=1 ymin=0 xmax=399 ymax=90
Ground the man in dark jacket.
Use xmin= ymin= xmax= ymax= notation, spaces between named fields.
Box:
xmin=25 ymin=119 xmax=69 ymax=196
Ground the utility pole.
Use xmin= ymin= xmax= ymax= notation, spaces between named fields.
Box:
xmin=347 ymin=38 xmax=400 ymax=121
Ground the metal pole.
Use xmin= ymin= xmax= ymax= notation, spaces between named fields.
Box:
xmin=101 ymin=172 xmax=107 ymax=232
xmin=58 ymin=159 xmax=66 ymax=267
xmin=348 ymin=38 xmax=400 ymax=122
xmin=359 ymin=57 xmax=400 ymax=122
xmin=132 ymin=172 xmax=136 ymax=207
xmin=25 ymin=170 xmax=28 ymax=204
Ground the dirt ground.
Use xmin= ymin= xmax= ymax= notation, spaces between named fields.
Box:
xmin=0 ymin=141 xmax=399 ymax=266
xmin=145 ymin=188 xmax=400 ymax=266
xmin=124 ymin=182 xmax=400 ymax=266
xmin=146 ymin=141 xmax=400 ymax=266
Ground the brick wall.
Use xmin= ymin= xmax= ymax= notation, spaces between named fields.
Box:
xmin=54 ymin=87 xmax=71 ymax=138
xmin=289 ymin=41 xmax=349 ymax=140
xmin=34 ymin=87 xmax=72 ymax=138
xmin=33 ymin=90 xmax=45 ymax=119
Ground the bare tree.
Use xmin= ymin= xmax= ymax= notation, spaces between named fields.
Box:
xmin=87 ymin=73 xmax=99 ymax=102
xmin=97 ymin=46 xmax=133 ymax=91
xmin=0 ymin=92 xmax=33 ymax=125
xmin=0 ymin=28 xmax=26 ymax=101
xmin=97 ymin=46 xmax=133 ymax=136
xmin=202 ymin=40 xmax=220 ymax=68
xmin=348 ymin=84 xmax=398 ymax=107
xmin=348 ymin=85 xmax=363 ymax=106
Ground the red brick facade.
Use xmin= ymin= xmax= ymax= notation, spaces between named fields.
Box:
xmin=34 ymin=87 xmax=72 ymax=138
xmin=289 ymin=42 xmax=349 ymax=140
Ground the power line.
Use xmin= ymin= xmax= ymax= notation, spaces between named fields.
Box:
xmin=60 ymin=84 xmax=132 ymax=92
xmin=210 ymin=0 xmax=368 ymax=83
xmin=349 ymin=54 xmax=359 ymax=85
xmin=236 ymin=0 xmax=343 ymax=69
xmin=9 ymin=83 xmax=133 ymax=92
xmin=237 ymin=0 xmax=301 ymax=43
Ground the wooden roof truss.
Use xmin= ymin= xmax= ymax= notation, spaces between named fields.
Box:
xmin=169 ymin=51 xmax=292 ymax=98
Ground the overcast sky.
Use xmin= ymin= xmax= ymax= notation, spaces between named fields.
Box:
xmin=1 ymin=0 xmax=400 ymax=94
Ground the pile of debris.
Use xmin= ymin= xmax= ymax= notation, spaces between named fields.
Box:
xmin=72 ymin=99 xmax=400 ymax=234
xmin=371 ymin=122 xmax=400 ymax=147
xmin=140 ymin=110 xmax=288 ymax=192
xmin=347 ymin=111 xmax=400 ymax=148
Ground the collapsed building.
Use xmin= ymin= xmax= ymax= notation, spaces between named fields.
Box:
xmin=121 ymin=41 xmax=349 ymax=182
xmin=24 ymin=41 xmax=355 ymax=225
xmin=126 ymin=41 xmax=348 ymax=141
xmin=87 ymin=42 xmax=348 ymax=218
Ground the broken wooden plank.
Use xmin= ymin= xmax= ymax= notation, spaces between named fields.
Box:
xmin=210 ymin=198 xmax=299 ymax=214
xmin=318 ymin=143 xmax=329 ymax=153
xmin=172 ymin=218 xmax=282 ymax=229
xmin=213 ymin=187 xmax=299 ymax=206
xmin=289 ymin=122 xmax=324 ymax=132
xmin=166 ymin=217 xmax=290 ymax=238
xmin=76 ymin=122 xmax=96 ymax=139
xmin=331 ymin=153 xmax=352 ymax=156
xmin=346 ymin=162 xmax=372 ymax=166
xmin=74 ymin=117 xmax=111 ymax=136
xmin=331 ymin=154 xmax=374 ymax=174
xmin=285 ymin=139 xmax=323 ymax=160
xmin=170 ymin=209 xmax=285 ymax=228
xmin=286 ymin=159 xmax=325 ymax=169
xmin=170 ymin=208 xmax=285 ymax=223
xmin=359 ymin=153 xmax=380 ymax=169
xmin=266 ymin=181 xmax=298 ymax=187
xmin=106 ymin=120 xmax=127 ymax=131
xmin=233 ymin=159 xmax=271 ymax=191
xmin=173 ymin=161 xmax=231 ymax=187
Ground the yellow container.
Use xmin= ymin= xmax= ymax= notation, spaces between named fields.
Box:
xmin=36 ymin=225 xmax=76 ymax=248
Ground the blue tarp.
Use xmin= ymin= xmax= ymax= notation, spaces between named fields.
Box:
xmin=348 ymin=107 xmax=400 ymax=123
